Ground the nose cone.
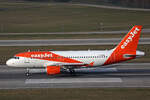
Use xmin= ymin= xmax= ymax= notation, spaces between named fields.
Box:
xmin=6 ymin=59 xmax=15 ymax=67
xmin=6 ymin=60 xmax=12 ymax=66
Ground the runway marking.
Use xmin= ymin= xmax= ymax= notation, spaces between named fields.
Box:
xmin=75 ymin=68 xmax=118 ymax=72
xmin=25 ymin=78 xmax=122 ymax=84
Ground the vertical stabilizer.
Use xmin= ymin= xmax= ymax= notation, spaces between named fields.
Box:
xmin=104 ymin=25 xmax=142 ymax=65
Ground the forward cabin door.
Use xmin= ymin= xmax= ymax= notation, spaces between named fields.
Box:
xmin=24 ymin=53 xmax=31 ymax=67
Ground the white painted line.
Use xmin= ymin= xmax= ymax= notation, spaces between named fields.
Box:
xmin=97 ymin=68 xmax=118 ymax=72
xmin=76 ymin=68 xmax=118 ymax=72
xmin=115 ymin=63 xmax=150 ymax=66
xmin=25 ymin=78 xmax=122 ymax=84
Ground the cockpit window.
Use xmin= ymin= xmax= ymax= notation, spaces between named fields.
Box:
xmin=13 ymin=57 xmax=20 ymax=59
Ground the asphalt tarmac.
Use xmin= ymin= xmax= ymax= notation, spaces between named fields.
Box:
xmin=0 ymin=63 xmax=150 ymax=89
xmin=0 ymin=38 xmax=149 ymax=46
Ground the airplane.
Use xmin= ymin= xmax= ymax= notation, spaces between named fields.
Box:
xmin=6 ymin=25 xmax=145 ymax=75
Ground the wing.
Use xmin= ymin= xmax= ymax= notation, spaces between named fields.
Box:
xmin=47 ymin=62 xmax=87 ymax=66
xmin=45 ymin=62 xmax=88 ymax=69
xmin=45 ymin=62 xmax=94 ymax=69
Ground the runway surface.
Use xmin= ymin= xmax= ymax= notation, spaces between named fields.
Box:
xmin=0 ymin=63 xmax=150 ymax=89
xmin=73 ymin=4 xmax=150 ymax=11
xmin=0 ymin=29 xmax=150 ymax=35
xmin=0 ymin=38 xmax=149 ymax=46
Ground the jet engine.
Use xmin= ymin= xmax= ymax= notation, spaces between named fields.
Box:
xmin=46 ymin=66 xmax=61 ymax=75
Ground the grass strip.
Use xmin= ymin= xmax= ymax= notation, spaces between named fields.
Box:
xmin=0 ymin=88 xmax=150 ymax=100
xmin=0 ymin=3 xmax=150 ymax=33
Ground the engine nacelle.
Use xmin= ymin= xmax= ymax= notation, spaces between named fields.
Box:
xmin=46 ymin=66 xmax=61 ymax=75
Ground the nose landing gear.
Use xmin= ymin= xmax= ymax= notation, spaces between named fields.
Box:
xmin=25 ymin=68 xmax=30 ymax=76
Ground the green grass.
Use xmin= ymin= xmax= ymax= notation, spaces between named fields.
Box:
xmin=0 ymin=44 xmax=149 ymax=64
xmin=0 ymin=33 xmax=149 ymax=40
xmin=0 ymin=88 xmax=150 ymax=100
xmin=0 ymin=2 xmax=150 ymax=33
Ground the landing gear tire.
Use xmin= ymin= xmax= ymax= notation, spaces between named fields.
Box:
xmin=25 ymin=68 xmax=30 ymax=77
xmin=69 ymin=68 xmax=76 ymax=75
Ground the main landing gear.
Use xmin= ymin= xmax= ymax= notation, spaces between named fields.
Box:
xmin=69 ymin=68 xmax=76 ymax=75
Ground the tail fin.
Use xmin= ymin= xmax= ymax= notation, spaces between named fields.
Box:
xmin=116 ymin=25 xmax=142 ymax=53
xmin=104 ymin=25 xmax=142 ymax=65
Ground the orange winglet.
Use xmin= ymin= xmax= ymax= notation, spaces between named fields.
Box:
xmin=89 ymin=62 xmax=94 ymax=67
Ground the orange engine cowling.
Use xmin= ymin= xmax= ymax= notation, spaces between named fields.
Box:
xmin=46 ymin=66 xmax=61 ymax=75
